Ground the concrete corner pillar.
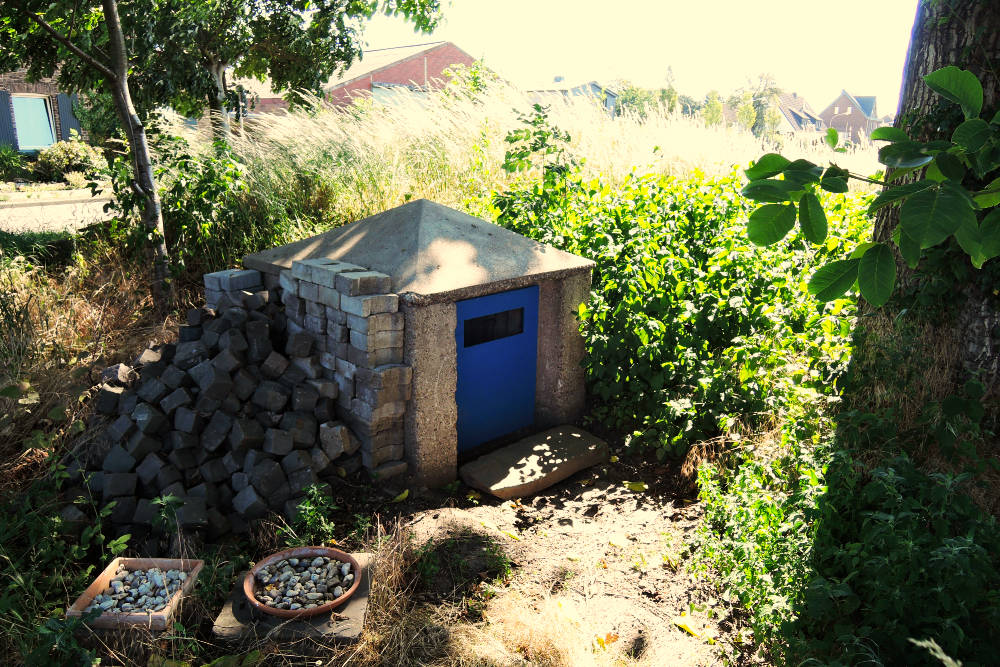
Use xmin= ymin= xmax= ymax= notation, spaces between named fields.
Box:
xmin=535 ymin=270 xmax=591 ymax=427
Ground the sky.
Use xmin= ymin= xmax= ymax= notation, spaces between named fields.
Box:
xmin=363 ymin=0 xmax=918 ymax=117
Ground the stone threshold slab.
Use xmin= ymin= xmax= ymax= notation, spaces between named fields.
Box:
xmin=460 ymin=426 xmax=608 ymax=499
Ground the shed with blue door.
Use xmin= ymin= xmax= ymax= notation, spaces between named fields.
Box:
xmin=244 ymin=199 xmax=595 ymax=486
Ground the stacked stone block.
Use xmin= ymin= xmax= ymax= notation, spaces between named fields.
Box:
xmin=280 ymin=259 xmax=410 ymax=480
xmin=80 ymin=268 xmax=371 ymax=537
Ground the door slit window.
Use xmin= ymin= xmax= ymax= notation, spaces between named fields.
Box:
xmin=463 ymin=307 xmax=524 ymax=347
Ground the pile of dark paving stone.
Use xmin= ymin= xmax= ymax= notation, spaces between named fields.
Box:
xmin=69 ymin=271 xmax=368 ymax=539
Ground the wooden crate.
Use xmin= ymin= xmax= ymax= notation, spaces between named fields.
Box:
xmin=66 ymin=557 xmax=204 ymax=631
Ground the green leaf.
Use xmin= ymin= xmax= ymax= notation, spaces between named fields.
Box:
xmin=824 ymin=128 xmax=838 ymax=149
xmin=798 ymin=192 xmax=828 ymax=244
xmin=924 ymin=66 xmax=984 ymax=119
xmin=747 ymin=204 xmax=797 ymax=246
xmin=745 ymin=153 xmax=790 ymax=180
xmin=956 ymin=209 xmax=1000 ymax=268
xmin=973 ymin=176 xmax=1000 ymax=208
xmin=900 ymin=184 xmax=977 ymax=248
xmin=858 ymin=243 xmax=896 ymax=307
xmin=924 ymin=161 xmax=947 ymax=182
xmin=808 ymin=259 xmax=860 ymax=302
xmin=868 ymin=180 xmax=936 ymax=214
xmin=0 ymin=385 xmax=20 ymax=399
xmin=870 ymin=126 xmax=910 ymax=142
xmin=850 ymin=242 xmax=876 ymax=259
xmin=934 ymin=152 xmax=966 ymax=181
xmin=878 ymin=141 xmax=934 ymax=168
xmin=624 ymin=481 xmax=648 ymax=492
xmin=391 ymin=489 xmax=409 ymax=503
xmin=820 ymin=166 xmax=849 ymax=193
xmin=898 ymin=227 xmax=921 ymax=268
xmin=952 ymin=119 xmax=991 ymax=152
xmin=741 ymin=179 xmax=798 ymax=203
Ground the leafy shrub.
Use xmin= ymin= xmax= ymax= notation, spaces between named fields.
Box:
xmin=0 ymin=144 xmax=30 ymax=181
xmin=493 ymin=107 xmax=866 ymax=457
xmin=35 ymin=133 xmax=103 ymax=181
xmin=62 ymin=171 xmax=87 ymax=189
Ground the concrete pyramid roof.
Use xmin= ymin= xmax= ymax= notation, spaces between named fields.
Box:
xmin=243 ymin=199 xmax=594 ymax=303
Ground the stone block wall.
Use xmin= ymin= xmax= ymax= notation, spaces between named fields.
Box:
xmin=74 ymin=263 xmax=411 ymax=538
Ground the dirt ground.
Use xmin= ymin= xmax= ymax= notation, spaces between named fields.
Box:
xmin=391 ymin=452 xmax=755 ymax=667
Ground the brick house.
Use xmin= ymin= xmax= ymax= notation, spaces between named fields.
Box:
xmin=0 ymin=69 xmax=82 ymax=152
xmin=775 ymin=92 xmax=824 ymax=134
xmin=238 ymin=41 xmax=476 ymax=111
xmin=527 ymin=79 xmax=618 ymax=116
xmin=819 ymin=91 xmax=881 ymax=143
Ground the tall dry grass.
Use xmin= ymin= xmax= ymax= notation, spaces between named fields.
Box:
xmin=165 ymin=80 xmax=880 ymax=230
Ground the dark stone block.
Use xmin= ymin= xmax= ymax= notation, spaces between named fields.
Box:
xmin=179 ymin=325 xmax=203 ymax=342
xmin=260 ymin=351 xmax=289 ymax=379
xmin=133 ymin=498 xmax=156 ymax=525
xmin=132 ymin=403 xmax=167 ymax=434
xmin=108 ymin=496 xmax=137 ymax=525
xmin=201 ymin=411 xmax=234 ymax=452
xmin=284 ymin=331 xmax=313 ymax=358
xmin=188 ymin=481 xmax=219 ymax=506
xmin=201 ymin=458 xmax=230 ymax=483
xmin=232 ymin=368 xmax=257 ymax=401
xmin=263 ymin=428 xmax=294 ymax=456
xmin=173 ymin=341 xmax=208 ymax=370
xmin=194 ymin=393 xmax=222 ymax=416
xmin=213 ymin=348 xmax=243 ymax=374
xmin=168 ymin=447 xmax=200 ymax=470
xmin=314 ymin=398 xmax=337 ymax=422
xmin=245 ymin=320 xmax=272 ymax=362
xmin=102 ymin=363 xmax=134 ymax=386
xmin=173 ymin=406 xmax=203 ymax=434
xmin=165 ymin=430 xmax=197 ymax=452
xmin=176 ymin=496 xmax=208 ymax=528
xmin=139 ymin=361 xmax=167 ymax=381
xmin=106 ymin=414 xmax=135 ymax=443
xmin=222 ymin=307 xmax=249 ymax=328
xmin=186 ymin=308 xmax=205 ymax=326
xmin=277 ymin=363 xmax=307 ymax=389
xmin=232 ymin=485 xmax=267 ymax=518
xmin=222 ymin=450 xmax=245 ymax=475
xmin=103 ymin=472 xmax=137 ymax=498
xmin=102 ymin=444 xmax=136 ymax=474
xmin=201 ymin=329 xmax=221 ymax=351
xmin=206 ymin=507 xmax=231 ymax=538
xmin=287 ymin=466 xmax=319 ymax=492
xmin=219 ymin=328 xmax=249 ymax=354
xmin=159 ymin=387 xmax=192 ymax=415
xmin=160 ymin=480 xmax=186 ymax=499
xmin=125 ymin=431 xmax=160 ymax=460
xmin=252 ymin=380 xmax=289 ymax=412
xmin=220 ymin=392 xmax=242 ymax=414
xmin=231 ymin=471 xmax=250 ymax=492
xmin=96 ymin=384 xmax=125 ymax=415
xmin=281 ymin=450 xmax=311 ymax=475
xmin=160 ymin=364 xmax=188 ymax=390
xmin=155 ymin=464 xmax=182 ymax=489
xmin=135 ymin=453 xmax=165 ymax=486
xmin=279 ymin=412 xmax=317 ymax=446
xmin=250 ymin=459 xmax=287 ymax=497
xmin=189 ymin=359 xmax=234 ymax=400
xmin=118 ymin=391 xmax=139 ymax=416
xmin=229 ymin=418 xmax=265 ymax=450
xmin=292 ymin=385 xmax=319 ymax=412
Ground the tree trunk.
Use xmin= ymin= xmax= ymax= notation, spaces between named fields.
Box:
xmin=207 ymin=59 xmax=232 ymax=141
xmin=851 ymin=0 xmax=1000 ymax=431
xmin=103 ymin=0 xmax=172 ymax=312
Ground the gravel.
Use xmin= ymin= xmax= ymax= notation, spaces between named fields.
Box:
xmin=84 ymin=565 xmax=188 ymax=614
xmin=252 ymin=556 xmax=354 ymax=610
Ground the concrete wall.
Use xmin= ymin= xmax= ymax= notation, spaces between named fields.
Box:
xmin=535 ymin=271 xmax=590 ymax=427
xmin=402 ymin=300 xmax=458 ymax=487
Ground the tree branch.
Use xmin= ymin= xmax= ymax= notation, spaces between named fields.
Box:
xmin=23 ymin=10 xmax=115 ymax=81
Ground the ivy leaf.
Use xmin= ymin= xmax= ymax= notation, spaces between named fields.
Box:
xmin=870 ymin=126 xmax=910 ymax=142
xmin=741 ymin=179 xmax=799 ymax=203
xmin=745 ymin=153 xmax=790 ymax=180
xmin=747 ymin=204 xmax=797 ymax=246
xmin=868 ymin=180 xmax=935 ymax=214
xmin=808 ymin=258 xmax=860 ymax=302
xmin=824 ymin=128 xmax=839 ymax=149
xmin=924 ymin=66 xmax=984 ymax=119
xmin=858 ymin=243 xmax=896 ymax=307
xmin=798 ymin=192 xmax=828 ymax=244
xmin=900 ymin=184 xmax=977 ymax=248
xmin=878 ymin=141 xmax=934 ymax=169
xmin=952 ymin=119 xmax=991 ymax=152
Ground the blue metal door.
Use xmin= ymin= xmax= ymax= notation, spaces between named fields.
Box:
xmin=455 ymin=286 xmax=539 ymax=451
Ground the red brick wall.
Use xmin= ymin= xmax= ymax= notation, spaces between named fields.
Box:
xmin=819 ymin=92 xmax=872 ymax=143
xmin=0 ymin=69 xmax=67 ymax=143
xmin=327 ymin=43 xmax=475 ymax=106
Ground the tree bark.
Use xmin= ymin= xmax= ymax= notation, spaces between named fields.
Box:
xmin=207 ymin=59 xmax=232 ymax=141
xmin=103 ymin=0 xmax=172 ymax=311
xmin=854 ymin=0 xmax=1000 ymax=424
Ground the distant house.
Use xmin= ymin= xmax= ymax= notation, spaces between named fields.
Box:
xmin=819 ymin=91 xmax=882 ymax=143
xmin=527 ymin=78 xmax=618 ymax=116
xmin=775 ymin=92 xmax=824 ymax=134
xmin=237 ymin=41 xmax=476 ymax=112
xmin=0 ymin=69 xmax=82 ymax=152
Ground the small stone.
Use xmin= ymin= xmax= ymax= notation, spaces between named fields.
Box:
xmin=106 ymin=415 xmax=135 ymax=443
xmin=159 ymin=387 xmax=192 ymax=415
xmin=102 ymin=363 xmax=135 ymax=386
xmin=132 ymin=403 xmax=167 ymax=434
xmin=95 ymin=385 xmax=125 ymax=415
xmin=263 ymin=429 xmax=294 ymax=456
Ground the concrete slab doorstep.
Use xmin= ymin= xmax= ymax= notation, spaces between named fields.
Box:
xmin=212 ymin=552 xmax=371 ymax=642
xmin=459 ymin=426 xmax=608 ymax=499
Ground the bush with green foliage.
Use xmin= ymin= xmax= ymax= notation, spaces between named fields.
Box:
xmin=35 ymin=133 xmax=104 ymax=182
xmin=0 ymin=144 xmax=30 ymax=181
xmin=493 ymin=105 xmax=866 ymax=457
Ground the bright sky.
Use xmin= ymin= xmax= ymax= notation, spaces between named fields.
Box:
xmin=363 ymin=0 xmax=917 ymax=117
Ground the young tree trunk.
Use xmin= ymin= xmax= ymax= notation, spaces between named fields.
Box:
xmin=207 ymin=59 xmax=232 ymax=141
xmin=855 ymin=0 xmax=1000 ymax=423
xmin=102 ymin=0 xmax=172 ymax=311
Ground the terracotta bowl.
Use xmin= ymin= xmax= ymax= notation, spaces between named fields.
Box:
xmin=243 ymin=546 xmax=362 ymax=619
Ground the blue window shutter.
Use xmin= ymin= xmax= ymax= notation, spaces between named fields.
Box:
xmin=57 ymin=93 xmax=81 ymax=140
xmin=0 ymin=91 xmax=16 ymax=150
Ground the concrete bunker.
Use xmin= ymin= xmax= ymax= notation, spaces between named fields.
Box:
xmin=244 ymin=199 xmax=595 ymax=486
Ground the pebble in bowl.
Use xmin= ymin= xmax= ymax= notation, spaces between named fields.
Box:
xmin=84 ymin=565 xmax=187 ymax=614
xmin=244 ymin=546 xmax=362 ymax=618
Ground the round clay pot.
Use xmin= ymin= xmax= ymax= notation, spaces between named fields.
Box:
xmin=243 ymin=546 xmax=362 ymax=619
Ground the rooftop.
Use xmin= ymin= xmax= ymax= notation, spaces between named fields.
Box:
xmin=243 ymin=200 xmax=594 ymax=303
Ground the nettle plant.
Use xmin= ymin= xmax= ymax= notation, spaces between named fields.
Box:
xmin=744 ymin=66 xmax=1000 ymax=307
